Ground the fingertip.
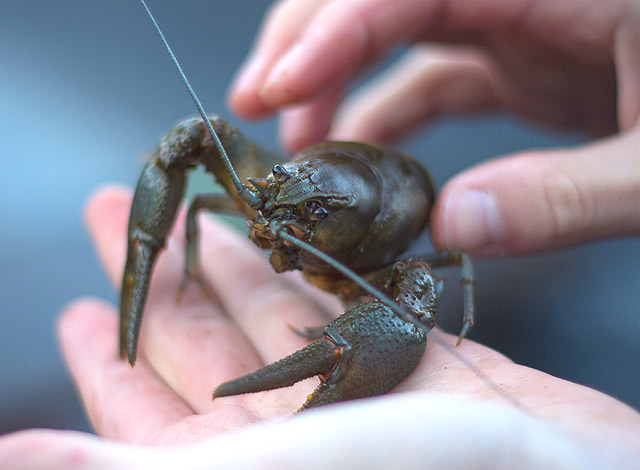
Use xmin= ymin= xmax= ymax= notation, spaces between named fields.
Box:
xmin=83 ymin=186 xmax=133 ymax=284
xmin=58 ymin=297 xmax=115 ymax=335
xmin=227 ymin=93 xmax=273 ymax=120
xmin=432 ymin=140 xmax=640 ymax=256
xmin=259 ymin=44 xmax=308 ymax=107
xmin=84 ymin=184 xmax=131 ymax=214
xmin=278 ymin=86 xmax=342 ymax=152
xmin=431 ymin=184 xmax=503 ymax=255
xmin=431 ymin=154 xmax=547 ymax=256
xmin=57 ymin=297 xmax=117 ymax=363
xmin=258 ymin=3 xmax=367 ymax=109
xmin=229 ymin=0 xmax=336 ymax=119
xmin=227 ymin=59 xmax=274 ymax=119
xmin=57 ymin=298 xmax=88 ymax=343
xmin=84 ymin=185 xmax=132 ymax=236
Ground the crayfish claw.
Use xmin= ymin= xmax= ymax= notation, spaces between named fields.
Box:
xmin=299 ymin=302 xmax=427 ymax=410
xmin=213 ymin=340 xmax=337 ymax=399
xmin=287 ymin=324 xmax=325 ymax=340
xmin=119 ymin=159 xmax=187 ymax=365
xmin=120 ymin=240 xmax=156 ymax=365
xmin=213 ymin=300 xmax=428 ymax=411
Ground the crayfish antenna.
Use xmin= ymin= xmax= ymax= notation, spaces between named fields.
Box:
xmin=138 ymin=0 xmax=261 ymax=210
xmin=272 ymin=225 xmax=428 ymax=333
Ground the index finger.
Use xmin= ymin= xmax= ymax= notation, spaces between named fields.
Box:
xmin=230 ymin=0 xmax=616 ymax=112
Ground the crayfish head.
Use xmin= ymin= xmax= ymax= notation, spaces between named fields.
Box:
xmin=246 ymin=164 xmax=317 ymax=273
xmin=246 ymin=148 xmax=384 ymax=276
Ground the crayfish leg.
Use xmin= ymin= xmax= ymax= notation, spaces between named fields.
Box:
xmin=176 ymin=193 xmax=241 ymax=302
xmin=416 ymin=250 xmax=475 ymax=345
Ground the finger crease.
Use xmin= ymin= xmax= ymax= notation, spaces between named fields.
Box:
xmin=541 ymin=164 xmax=593 ymax=240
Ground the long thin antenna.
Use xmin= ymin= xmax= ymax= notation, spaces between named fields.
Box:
xmin=138 ymin=0 xmax=258 ymax=206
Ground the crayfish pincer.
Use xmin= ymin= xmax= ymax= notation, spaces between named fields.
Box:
xmin=119 ymin=116 xmax=475 ymax=411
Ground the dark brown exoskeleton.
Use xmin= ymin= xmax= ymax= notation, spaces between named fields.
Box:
xmin=121 ymin=0 xmax=475 ymax=411
xmin=120 ymin=117 xmax=475 ymax=410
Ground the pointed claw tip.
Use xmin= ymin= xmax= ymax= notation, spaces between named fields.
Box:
xmin=118 ymin=343 xmax=137 ymax=367
xmin=127 ymin=352 xmax=137 ymax=367
xmin=211 ymin=384 xmax=230 ymax=399
xmin=287 ymin=323 xmax=304 ymax=336
xmin=455 ymin=320 xmax=474 ymax=347
xmin=123 ymin=340 xmax=138 ymax=367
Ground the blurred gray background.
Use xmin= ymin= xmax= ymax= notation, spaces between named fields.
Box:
xmin=0 ymin=1 xmax=638 ymax=435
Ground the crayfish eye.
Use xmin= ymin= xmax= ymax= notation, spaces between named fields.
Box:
xmin=313 ymin=207 xmax=328 ymax=220
xmin=272 ymin=164 xmax=291 ymax=182
xmin=306 ymin=201 xmax=328 ymax=220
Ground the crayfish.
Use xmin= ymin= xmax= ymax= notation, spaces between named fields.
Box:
xmin=120 ymin=0 xmax=475 ymax=411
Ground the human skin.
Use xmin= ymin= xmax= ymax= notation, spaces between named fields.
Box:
xmin=228 ymin=0 xmax=640 ymax=257
xmin=2 ymin=0 xmax=640 ymax=467
xmin=0 ymin=187 xmax=639 ymax=469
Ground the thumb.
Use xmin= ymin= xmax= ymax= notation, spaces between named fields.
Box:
xmin=431 ymin=130 xmax=640 ymax=256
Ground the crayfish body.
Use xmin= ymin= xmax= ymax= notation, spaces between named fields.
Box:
xmin=247 ymin=140 xmax=434 ymax=275
xmin=120 ymin=116 xmax=474 ymax=411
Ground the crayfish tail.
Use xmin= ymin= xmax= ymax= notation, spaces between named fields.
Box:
xmin=212 ymin=340 xmax=337 ymax=399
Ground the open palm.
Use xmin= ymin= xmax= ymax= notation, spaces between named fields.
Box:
xmin=0 ymin=185 xmax=638 ymax=469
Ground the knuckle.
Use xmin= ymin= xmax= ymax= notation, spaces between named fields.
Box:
xmin=539 ymin=163 xmax=594 ymax=239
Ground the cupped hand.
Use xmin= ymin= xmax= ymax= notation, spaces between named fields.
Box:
xmin=228 ymin=0 xmax=640 ymax=256
xmin=1 ymin=186 xmax=639 ymax=469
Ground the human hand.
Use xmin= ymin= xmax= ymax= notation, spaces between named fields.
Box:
xmin=228 ymin=0 xmax=640 ymax=257
xmin=1 ymin=186 xmax=639 ymax=469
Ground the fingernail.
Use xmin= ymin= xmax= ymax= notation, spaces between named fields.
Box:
xmin=442 ymin=189 xmax=502 ymax=250
xmin=261 ymin=43 xmax=304 ymax=100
